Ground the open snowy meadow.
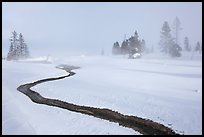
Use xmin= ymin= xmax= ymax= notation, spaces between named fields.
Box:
xmin=2 ymin=52 xmax=202 ymax=135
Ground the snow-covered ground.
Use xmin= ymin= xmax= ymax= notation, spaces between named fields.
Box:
xmin=2 ymin=52 xmax=202 ymax=135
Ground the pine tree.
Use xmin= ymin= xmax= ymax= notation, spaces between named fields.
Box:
xmin=184 ymin=36 xmax=191 ymax=51
xmin=112 ymin=41 xmax=121 ymax=55
xmin=129 ymin=31 xmax=140 ymax=53
xmin=140 ymin=39 xmax=146 ymax=53
xmin=172 ymin=17 xmax=182 ymax=45
xmin=159 ymin=21 xmax=181 ymax=57
xmin=19 ymin=33 xmax=24 ymax=58
xmin=159 ymin=21 xmax=172 ymax=54
xmin=159 ymin=21 xmax=173 ymax=53
xmin=121 ymin=39 xmax=129 ymax=54
xmin=195 ymin=42 xmax=201 ymax=53
xmin=7 ymin=31 xmax=18 ymax=60
xmin=18 ymin=33 xmax=29 ymax=58
xmin=134 ymin=31 xmax=141 ymax=52
xmin=128 ymin=36 xmax=134 ymax=51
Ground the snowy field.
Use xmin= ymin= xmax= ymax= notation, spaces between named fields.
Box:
xmin=2 ymin=52 xmax=202 ymax=135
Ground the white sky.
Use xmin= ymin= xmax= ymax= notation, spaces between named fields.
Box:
xmin=2 ymin=2 xmax=202 ymax=57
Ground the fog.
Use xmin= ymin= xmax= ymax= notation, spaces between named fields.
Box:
xmin=2 ymin=2 xmax=202 ymax=57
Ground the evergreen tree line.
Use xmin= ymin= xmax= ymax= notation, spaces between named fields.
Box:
xmin=184 ymin=36 xmax=201 ymax=53
xmin=7 ymin=31 xmax=30 ymax=60
xmin=159 ymin=17 xmax=202 ymax=57
xmin=112 ymin=31 xmax=146 ymax=57
xmin=112 ymin=17 xmax=201 ymax=58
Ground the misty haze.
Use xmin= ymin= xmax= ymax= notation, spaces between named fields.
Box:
xmin=2 ymin=2 xmax=202 ymax=135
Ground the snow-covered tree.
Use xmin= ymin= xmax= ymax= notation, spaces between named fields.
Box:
xmin=195 ymin=41 xmax=201 ymax=54
xmin=112 ymin=41 xmax=121 ymax=55
xmin=112 ymin=30 xmax=144 ymax=58
xmin=18 ymin=33 xmax=25 ymax=58
xmin=121 ymin=39 xmax=129 ymax=54
xmin=184 ymin=36 xmax=191 ymax=51
xmin=19 ymin=33 xmax=30 ymax=58
xmin=128 ymin=31 xmax=141 ymax=53
xmin=7 ymin=31 xmax=18 ymax=60
xmin=134 ymin=31 xmax=141 ymax=51
xmin=159 ymin=21 xmax=173 ymax=54
xmin=7 ymin=31 xmax=30 ymax=60
xmin=159 ymin=21 xmax=181 ymax=57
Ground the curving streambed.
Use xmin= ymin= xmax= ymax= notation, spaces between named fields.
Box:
xmin=17 ymin=65 xmax=178 ymax=135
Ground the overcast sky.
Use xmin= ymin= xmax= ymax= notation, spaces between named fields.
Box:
xmin=2 ymin=2 xmax=202 ymax=57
